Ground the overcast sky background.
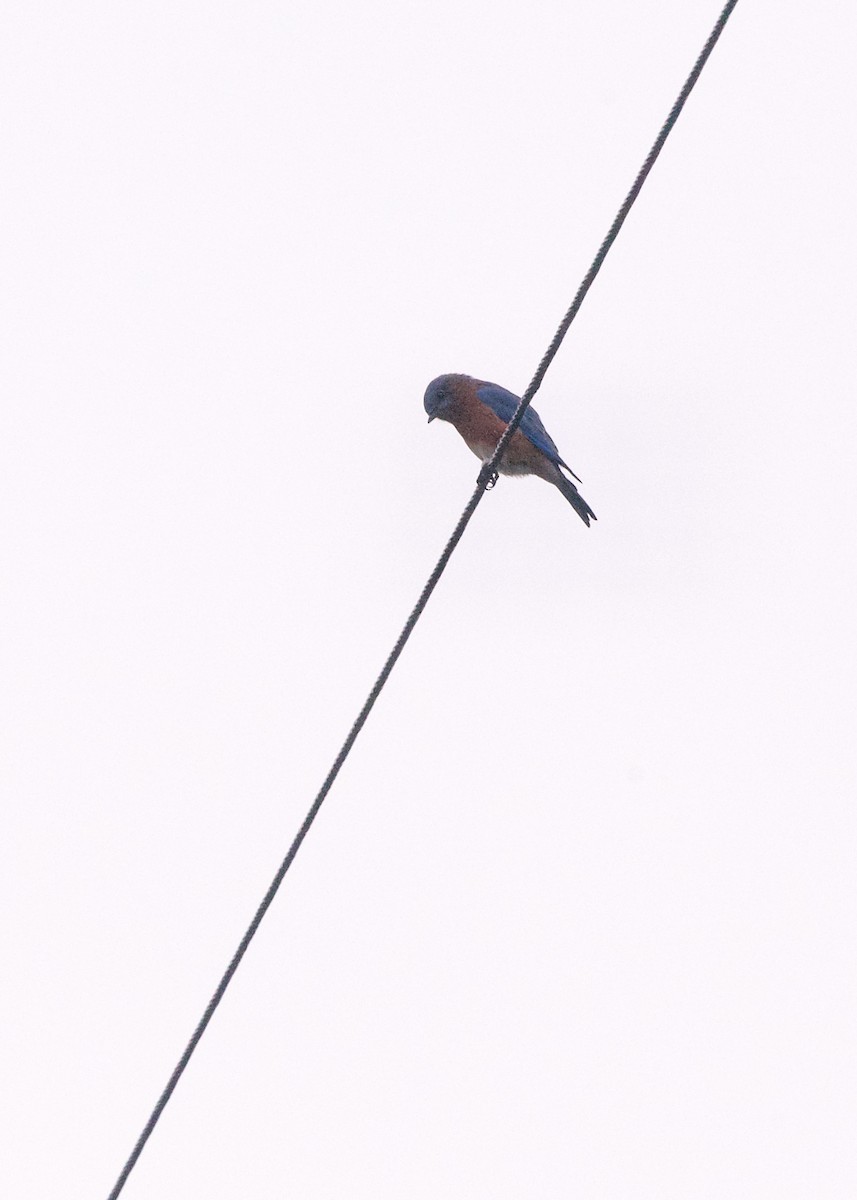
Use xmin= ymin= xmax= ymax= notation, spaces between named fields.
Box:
xmin=2 ymin=1 xmax=856 ymax=1196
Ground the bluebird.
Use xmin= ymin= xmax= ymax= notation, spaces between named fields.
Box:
xmin=424 ymin=373 xmax=596 ymax=526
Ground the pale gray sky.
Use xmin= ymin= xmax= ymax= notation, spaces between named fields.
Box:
xmin=2 ymin=1 xmax=856 ymax=1196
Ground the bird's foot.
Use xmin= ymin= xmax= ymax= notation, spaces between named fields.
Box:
xmin=478 ymin=464 xmax=499 ymax=490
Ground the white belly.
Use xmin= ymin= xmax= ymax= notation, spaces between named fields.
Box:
xmin=466 ymin=437 xmax=533 ymax=476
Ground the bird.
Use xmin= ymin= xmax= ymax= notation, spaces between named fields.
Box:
xmin=424 ymin=373 xmax=596 ymax=526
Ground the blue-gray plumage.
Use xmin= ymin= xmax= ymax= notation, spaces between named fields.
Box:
xmin=424 ymin=373 xmax=596 ymax=526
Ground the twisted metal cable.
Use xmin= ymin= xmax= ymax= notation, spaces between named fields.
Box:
xmin=106 ymin=2 xmax=740 ymax=1194
xmin=486 ymin=0 xmax=740 ymax=471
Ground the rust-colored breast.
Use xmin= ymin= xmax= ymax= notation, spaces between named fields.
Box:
xmin=447 ymin=382 xmax=549 ymax=477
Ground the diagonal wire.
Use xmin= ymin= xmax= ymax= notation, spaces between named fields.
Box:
xmin=484 ymin=0 xmax=740 ymax=474
xmin=106 ymin=2 xmax=740 ymax=1195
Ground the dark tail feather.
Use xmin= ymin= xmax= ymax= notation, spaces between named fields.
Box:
xmin=555 ymin=471 xmax=596 ymax=527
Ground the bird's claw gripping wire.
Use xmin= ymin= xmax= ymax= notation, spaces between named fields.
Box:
xmin=478 ymin=464 xmax=499 ymax=490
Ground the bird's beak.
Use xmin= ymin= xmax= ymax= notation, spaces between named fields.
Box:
xmin=427 ymin=415 xmax=435 ymax=423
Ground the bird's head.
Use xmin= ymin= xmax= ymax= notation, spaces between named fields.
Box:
xmin=424 ymin=374 xmax=465 ymax=423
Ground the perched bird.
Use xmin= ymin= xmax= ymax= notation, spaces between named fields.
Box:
xmin=424 ymin=373 xmax=596 ymax=526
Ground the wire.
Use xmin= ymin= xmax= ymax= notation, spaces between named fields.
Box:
xmin=106 ymin=2 xmax=740 ymax=1195
xmin=485 ymin=0 xmax=740 ymax=474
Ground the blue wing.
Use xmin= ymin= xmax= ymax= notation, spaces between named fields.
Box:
xmin=475 ymin=381 xmax=579 ymax=479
